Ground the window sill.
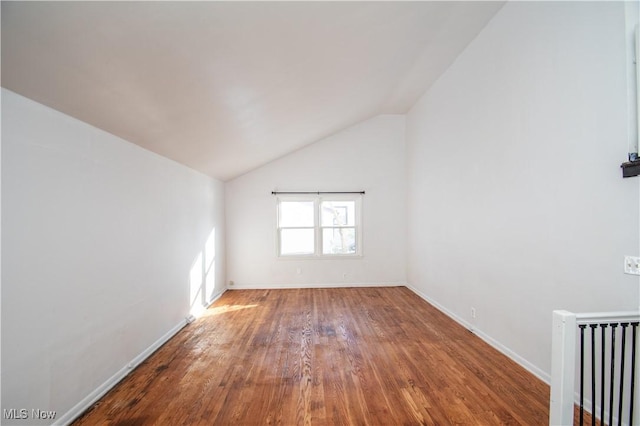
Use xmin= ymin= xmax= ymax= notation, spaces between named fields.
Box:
xmin=277 ymin=254 xmax=363 ymax=261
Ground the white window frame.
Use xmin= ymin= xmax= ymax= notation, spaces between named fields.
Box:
xmin=276 ymin=194 xmax=362 ymax=259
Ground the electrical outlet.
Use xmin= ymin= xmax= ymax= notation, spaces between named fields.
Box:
xmin=471 ymin=307 xmax=476 ymax=319
xmin=229 ymin=280 xmax=235 ymax=286
xmin=624 ymin=256 xmax=640 ymax=275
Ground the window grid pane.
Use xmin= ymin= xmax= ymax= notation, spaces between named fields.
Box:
xmin=280 ymin=228 xmax=315 ymax=255
xmin=321 ymin=201 xmax=355 ymax=227
xmin=277 ymin=196 xmax=360 ymax=257
xmin=321 ymin=227 xmax=356 ymax=255
xmin=279 ymin=201 xmax=315 ymax=227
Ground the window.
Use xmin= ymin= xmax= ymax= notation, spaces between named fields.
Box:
xmin=277 ymin=194 xmax=362 ymax=257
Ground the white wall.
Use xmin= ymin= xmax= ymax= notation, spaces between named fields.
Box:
xmin=406 ymin=1 xmax=639 ymax=381
xmin=1 ymin=89 xmax=226 ymax=424
xmin=225 ymin=115 xmax=406 ymax=288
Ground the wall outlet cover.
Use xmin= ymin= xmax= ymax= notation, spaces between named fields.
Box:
xmin=624 ymin=256 xmax=640 ymax=275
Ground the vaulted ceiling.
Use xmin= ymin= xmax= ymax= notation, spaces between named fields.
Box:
xmin=2 ymin=2 xmax=503 ymax=181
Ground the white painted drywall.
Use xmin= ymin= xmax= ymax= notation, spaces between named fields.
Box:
xmin=1 ymin=89 xmax=226 ymax=424
xmin=225 ymin=115 xmax=406 ymax=288
xmin=406 ymin=1 xmax=640 ymax=380
xmin=1 ymin=2 xmax=503 ymax=181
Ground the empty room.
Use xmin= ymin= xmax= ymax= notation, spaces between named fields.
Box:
xmin=2 ymin=1 xmax=639 ymax=425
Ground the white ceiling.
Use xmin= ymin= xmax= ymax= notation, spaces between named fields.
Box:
xmin=1 ymin=1 xmax=503 ymax=181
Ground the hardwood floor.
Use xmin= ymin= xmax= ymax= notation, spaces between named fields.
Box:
xmin=73 ymin=287 xmax=555 ymax=425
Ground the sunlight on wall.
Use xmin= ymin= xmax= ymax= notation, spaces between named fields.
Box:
xmin=190 ymin=228 xmax=217 ymax=318
xmin=205 ymin=228 xmax=216 ymax=302
xmin=189 ymin=252 xmax=205 ymax=318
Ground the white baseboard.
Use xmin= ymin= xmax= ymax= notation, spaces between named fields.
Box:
xmin=405 ymin=284 xmax=551 ymax=385
xmin=55 ymin=290 xmax=226 ymax=426
xmin=227 ymin=281 xmax=406 ymax=290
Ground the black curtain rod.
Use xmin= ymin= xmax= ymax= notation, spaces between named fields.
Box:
xmin=271 ymin=191 xmax=365 ymax=195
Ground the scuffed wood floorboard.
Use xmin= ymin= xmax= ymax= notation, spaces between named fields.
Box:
xmin=73 ymin=287 xmax=584 ymax=425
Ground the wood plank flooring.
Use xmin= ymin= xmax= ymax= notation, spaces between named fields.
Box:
xmin=73 ymin=287 xmax=557 ymax=425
